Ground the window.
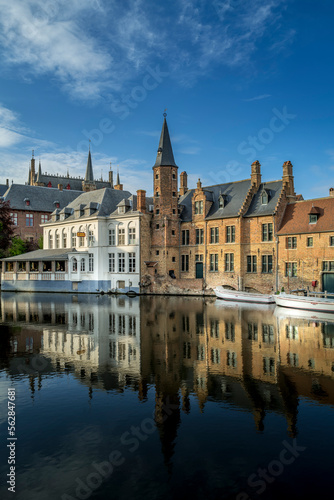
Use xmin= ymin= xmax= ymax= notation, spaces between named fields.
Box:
xmin=219 ymin=196 xmax=225 ymax=209
xmin=88 ymin=253 xmax=94 ymax=272
xmin=226 ymin=225 xmax=235 ymax=243
xmin=286 ymin=236 xmax=297 ymax=249
xmin=330 ymin=236 xmax=334 ymax=246
xmin=88 ymin=228 xmax=94 ymax=246
xmin=80 ymin=258 xmax=85 ymax=272
xmin=172 ymin=191 xmax=176 ymax=197
xmin=248 ymin=323 xmax=258 ymax=341
xmin=262 ymin=324 xmax=274 ymax=343
xmin=323 ymin=261 xmax=334 ymax=271
xmin=225 ymin=322 xmax=235 ymax=341
xmin=172 ymin=256 xmax=176 ymax=262
xmin=156 ymin=250 xmax=159 ymax=256
xmin=210 ymin=254 xmax=218 ymax=272
xmin=182 ymin=230 xmax=189 ymax=245
xmin=210 ymin=320 xmax=219 ymax=338
xmin=55 ymin=231 xmax=60 ymax=249
xmin=78 ymin=229 xmax=85 ymax=247
xmin=194 ymin=201 xmax=203 ymax=214
xmin=210 ymin=227 xmax=219 ymax=243
xmin=172 ymin=230 xmax=175 ymax=236
xmin=181 ymin=254 xmax=189 ymax=272
xmin=62 ymin=231 xmax=67 ymax=248
xmin=196 ymin=228 xmax=204 ymax=244
xmin=261 ymin=191 xmax=268 ymax=204
xmin=10 ymin=213 xmax=18 ymax=225
xmin=109 ymin=253 xmax=115 ymax=272
xmin=156 ymin=224 xmax=160 ymax=230
xmin=71 ymin=229 xmax=76 ymax=247
xmin=263 ymin=357 xmax=275 ymax=375
xmin=72 ymin=258 xmax=77 ymax=272
xmin=129 ymin=252 xmax=136 ymax=273
xmin=118 ymin=227 xmax=125 ymax=245
xmin=195 ymin=254 xmax=203 ymax=262
xmin=129 ymin=227 xmax=136 ymax=244
xmin=211 ymin=348 xmax=220 ymax=364
xmin=156 ymin=174 xmax=159 ymax=179
xmin=156 ymin=192 xmax=159 ymax=197
xmin=225 ymin=253 xmax=234 ymax=272
xmin=118 ymin=253 xmax=125 ymax=272
xmin=26 ymin=213 xmax=33 ymax=227
xmin=109 ymin=228 xmax=115 ymax=245
xmin=41 ymin=214 xmax=48 ymax=224
xmin=307 ymin=237 xmax=313 ymax=247
xmin=262 ymin=255 xmax=273 ymax=273
xmin=49 ymin=231 xmax=53 ymax=249
xmin=247 ymin=255 xmax=257 ymax=273
xmin=227 ymin=351 xmax=237 ymax=368
xmin=172 ymin=172 xmax=176 ymax=179
xmin=309 ymin=214 xmax=318 ymax=224
xmin=173 ymin=209 xmax=176 ymax=214
xmin=262 ymin=223 xmax=273 ymax=241
xmin=285 ymin=262 xmax=297 ymax=277
xmin=156 ymin=209 xmax=160 ymax=215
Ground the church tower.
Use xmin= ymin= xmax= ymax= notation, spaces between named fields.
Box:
xmin=82 ymin=148 xmax=96 ymax=192
xmin=151 ymin=113 xmax=180 ymax=277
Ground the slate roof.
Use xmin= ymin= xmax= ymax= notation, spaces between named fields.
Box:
xmin=54 ymin=188 xmax=133 ymax=221
xmin=0 ymin=184 xmax=8 ymax=196
xmin=153 ymin=117 xmax=178 ymax=168
xmin=34 ymin=172 xmax=111 ymax=191
xmin=277 ymin=197 xmax=334 ymax=235
xmin=179 ymin=179 xmax=251 ymax=221
xmin=2 ymin=249 xmax=76 ymax=262
xmin=244 ymin=181 xmax=283 ymax=217
xmin=3 ymin=184 xmax=82 ymax=212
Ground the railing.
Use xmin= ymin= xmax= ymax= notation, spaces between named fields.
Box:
xmin=55 ymin=273 xmax=65 ymax=280
xmin=3 ymin=273 xmax=13 ymax=280
xmin=29 ymin=273 xmax=39 ymax=280
xmin=17 ymin=273 xmax=27 ymax=280
xmin=41 ymin=273 xmax=52 ymax=280
xmin=291 ymin=288 xmax=334 ymax=298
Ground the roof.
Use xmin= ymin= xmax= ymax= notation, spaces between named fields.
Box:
xmin=0 ymin=184 xmax=8 ymax=196
xmin=55 ymin=187 xmax=133 ymax=221
xmin=3 ymin=184 xmax=82 ymax=212
xmin=34 ymin=171 xmax=111 ymax=191
xmin=277 ymin=197 xmax=334 ymax=235
xmin=244 ymin=181 xmax=283 ymax=217
xmin=179 ymin=179 xmax=251 ymax=221
xmin=2 ymin=248 xmax=77 ymax=262
xmin=153 ymin=117 xmax=178 ymax=168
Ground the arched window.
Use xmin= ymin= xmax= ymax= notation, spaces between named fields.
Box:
xmin=80 ymin=258 xmax=85 ymax=272
xmin=71 ymin=228 xmax=76 ymax=247
xmin=88 ymin=225 xmax=94 ymax=246
xmin=118 ymin=223 xmax=125 ymax=245
xmin=78 ymin=226 xmax=85 ymax=247
xmin=128 ymin=222 xmax=136 ymax=245
xmin=49 ymin=231 xmax=53 ymax=249
xmin=62 ymin=230 xmax=67 ymax=248
xmin=261 ymin=191 xmax=268 ymax=205
xmin=72 ymin=258 xmax=77 ymax=272
xmin=108 ymin=224 xmax=115 ymax=246
xmin=55 ymin=230 xmax=60 ymax=249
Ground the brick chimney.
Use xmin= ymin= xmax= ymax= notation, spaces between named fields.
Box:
xmin=137 ymin=190 xmax=146 ymax=213
xmin=251 ymin=161 xmax=261 ymax=188
xmin=330 ymin=188 xmax=334 ymax=197
xmin=282 ymin=161 xmax=295 ymax=197
xmin=179 ymin=171 xmax=188 ymax=196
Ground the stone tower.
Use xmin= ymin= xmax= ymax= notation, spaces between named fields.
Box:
xmin=151 ymin=114 xmax=180 ymax=277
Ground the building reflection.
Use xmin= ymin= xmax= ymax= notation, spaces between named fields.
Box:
xmin=2 ymin=293 xmax=334 ymax=449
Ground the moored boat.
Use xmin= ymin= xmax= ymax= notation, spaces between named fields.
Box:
xmin=214 ymin=286 xmax=275 ymax=304
xmin=274 ymin=292 xmax=334 ymax=313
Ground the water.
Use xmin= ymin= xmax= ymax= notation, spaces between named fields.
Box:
xmin=0 ymin=293 xmax=334 ymax=500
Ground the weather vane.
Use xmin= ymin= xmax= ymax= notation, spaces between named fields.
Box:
xmin=163 ymin=108 xmax=167 ymax=117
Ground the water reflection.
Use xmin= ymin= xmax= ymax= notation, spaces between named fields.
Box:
xmin=2 ymin=293 xmax=334 ymax=438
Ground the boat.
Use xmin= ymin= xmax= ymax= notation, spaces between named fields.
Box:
xmin=274 ymin=305 xmax=334 ymax=323
xmin=214 ymin=286 xmax=275 ymax=304
xmin=274 ymin=291 xmax=334 ymax=313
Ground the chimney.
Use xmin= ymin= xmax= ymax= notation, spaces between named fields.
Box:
xmin=109 ymin=170 xmax=114 ymax=188
xmin=330 ymin=188 xmax=334 ymax=197
xmin=179 ymin=171 xmax=188 ymax=196
xmin=282 ymin=161 xmax=295 ymax=197
xmin=58 ymin=184 xmax=63 ymax=191
xmin=251 ymin=161 xmax=261 ymax=188
xmin=137 ymin=190 xmax=146 ymax=213
xmin=6 ymin=178 xmax=9 ymax=186
xmin=30 ymin=150 xmax=36 ymax=185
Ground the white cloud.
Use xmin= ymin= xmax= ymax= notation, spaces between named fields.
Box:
xmin=243 ymin=94 xmax=272 ymax=102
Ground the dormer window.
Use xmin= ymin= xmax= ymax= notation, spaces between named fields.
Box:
xmin=24 ymin=198 xmax=30 ymax=206
xmin=219 ymin=195 xmax=226 ymax=209
xmin=194 ymin=201 xmax=203 ymax=214
xmin=309 ymin=214 xmax=318 ymax=224
xmin=157 ymin=147 xmax=162 ymax=156
xmin=261 ymin=190 xmax=269 ymax=205
xmin=118 ymin=206 xmax=125 ymax=214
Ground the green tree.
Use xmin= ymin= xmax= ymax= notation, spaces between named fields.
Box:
xmin=8 ymin=237 xmax=28 ymax=257
xmin=0 ymin=200 xmax=14 ymax=257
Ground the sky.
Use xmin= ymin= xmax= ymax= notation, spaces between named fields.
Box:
xmin=0 ymin=0 xmax=333 ymax=199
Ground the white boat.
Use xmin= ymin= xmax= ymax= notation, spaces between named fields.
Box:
xmin=274 ymin=305 xmax=334 ymax=323
xmin=274 ymin=292 xmax=334 ymax=313
xmin=214 ymin=286 xmax=275 ymax=304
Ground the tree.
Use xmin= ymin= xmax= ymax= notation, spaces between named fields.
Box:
xmin=8 ymin=237 xmax=27 ymax=257
xmin=0 ymin=200 xmax=14 ymax=257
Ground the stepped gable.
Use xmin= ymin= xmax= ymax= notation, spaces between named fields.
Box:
xmin=244 ymin=180 xmax=283 ymax=217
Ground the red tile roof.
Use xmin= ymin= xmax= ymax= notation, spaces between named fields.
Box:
xmin=278 ymin=197 xmax=334 ymax=235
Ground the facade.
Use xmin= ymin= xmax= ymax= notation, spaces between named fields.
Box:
xmin=277 ymin=194 xmax=334 ymax=293
xmin=1 ymin=187 xmax=153 ymax=293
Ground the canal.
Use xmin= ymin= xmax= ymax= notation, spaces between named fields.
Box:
xmin=0 ymin=293 xmax=334 ymax=499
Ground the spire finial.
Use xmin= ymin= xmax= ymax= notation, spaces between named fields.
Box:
xmin=163 ymin=108 xmax=167 ymax=118
xmin=89 ymin=139 xmax=91 ymax=151
xmin=32 ymin=149 xmax=34 ymax=158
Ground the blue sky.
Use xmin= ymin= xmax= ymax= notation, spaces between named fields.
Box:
xmin=0 ymin=0 xmax=333 ymax=199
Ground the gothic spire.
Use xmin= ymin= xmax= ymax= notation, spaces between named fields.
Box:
xmin=85 ymin=149 xmax=94 ymax=182
xmin=154 ymin=113 xmax=177 ymax=168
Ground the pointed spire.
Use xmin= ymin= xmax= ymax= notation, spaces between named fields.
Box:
xmin=38 ymin=160 xmax=42 ymax=178
xmin=116 ymin=168 xmax=120 ymax=186
xmin=85 ymin=149 xmax=94 ymax=182
xmin=154 ymin=113 xmax=177 ymax=168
